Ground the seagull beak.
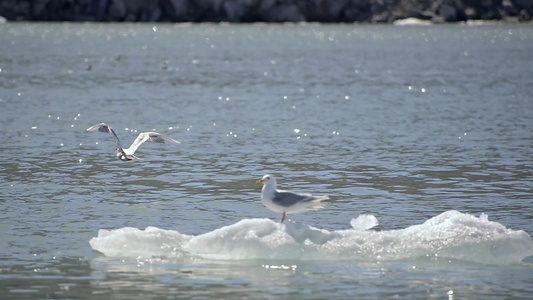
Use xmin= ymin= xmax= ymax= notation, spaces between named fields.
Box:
xmin=256 ymin=179 xmax=264 ymax=184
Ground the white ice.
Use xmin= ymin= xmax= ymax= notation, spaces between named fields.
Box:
xmin=89 ymin=210 xmax=533 ymax=265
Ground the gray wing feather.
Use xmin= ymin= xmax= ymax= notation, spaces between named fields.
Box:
xmin=147 ymin=132 xmax=180 ymax=144
xmin=272 ymin=191 xmax=314 ymax=207
xmin=87 ymin=122 xmax=123 ymax=148
xmin=87 ymin=123 xmax=110 ymax=133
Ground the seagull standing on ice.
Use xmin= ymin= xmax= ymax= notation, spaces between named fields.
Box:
xmin=256 ymin=174 xmax=329 ymax=223
xmin=87 ymin=123 xmax=180 ymax=161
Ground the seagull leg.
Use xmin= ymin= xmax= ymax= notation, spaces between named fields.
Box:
xmin=280 ymin=212 xmax=286 ymax=223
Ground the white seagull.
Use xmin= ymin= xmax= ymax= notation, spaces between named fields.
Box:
xmin=87 ymin=123 xmax=180 ymax=161
xmin=256 ymin=174 xmax=329 ymax=223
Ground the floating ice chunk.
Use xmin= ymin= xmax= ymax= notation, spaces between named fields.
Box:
xmin=89 ymin=226 xmax=192 ymax=259
xmin=89 ymin=211 xmax=533 ymax=264
xmin=350 ymin=214 xmax=379 ymax=231
xmin=185 ymin=219 xmax=303 ymax=260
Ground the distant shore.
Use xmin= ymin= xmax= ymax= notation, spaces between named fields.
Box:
xmin=0 ymin=0 xmax=531 ymax=23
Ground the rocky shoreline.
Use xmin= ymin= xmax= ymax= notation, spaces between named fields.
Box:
xmin=0 ymin=0 xmax=531 ymax=23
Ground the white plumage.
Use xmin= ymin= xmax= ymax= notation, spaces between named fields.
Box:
xmin=87 ymin=123 xmax=179 ymax=161
xmin=257 ymin=174 xmax=329 ymax=223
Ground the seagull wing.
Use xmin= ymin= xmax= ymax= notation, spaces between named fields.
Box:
xmin=146 ymin=132 xmax=180 ymax=145
xmin=272 ymin=190 xmax=329 ymax=212
xmin=273 ymin=190 xmax=326 ymax=205
xmin=272 ymin=191 xmax=311 ymax=207
xmin=86 ymin=123 xmax=111 ymax=133
xmin=125 ymin=132 xmax=179 ymax=155
xmin=87 ymin=123 xmax=123 ymax=148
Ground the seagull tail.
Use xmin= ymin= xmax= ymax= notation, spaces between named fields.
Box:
xmin=312 ymin=196 xmax=330 ymax=202
xmin=309 ymin=196 xmax=329 ymax=210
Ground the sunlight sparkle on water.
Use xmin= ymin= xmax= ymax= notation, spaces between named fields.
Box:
xmin=448 ymin=290 xmax=454 ymax=300
xmin=262 ymin=264 xmax=297 ymax=271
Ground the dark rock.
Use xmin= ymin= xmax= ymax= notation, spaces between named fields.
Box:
xmin=193 ymin=0 xmax=224 ymax=21
xmin=108 ymin=0 xmax=161 ymax=21
xmin=502 ymin=0 xmax=519 ymax=15
xmin=0 ymin=0 xmax=530 ymax=23
xmin=464 ymin=7 xmax=479 ymax=19
xmin=108 ymin=0 xmax=126 ymax=20
xmin=516 ymin=0 xmax=533 ymax=8
xmin=438 ymin=2 xmax=457 ymax=21
xmin=93 ymin=0 xmax=109 ymax=21
xmin=222 ymin=0 xmax=258 ymax=22
xmin=31 ymin=1 xmax=48 ymax=20
xmin=299 ymin=0 xmax=350 ymax=22
xmin=258 ymin=0 xmax=276 ymax=12
xmin=340 ymin=0 xmax=372 ymax=22
xmin=160 ymin=0 xmax=189 ymax=21
xmin=519 ymin=9 xmax=532 ymax=20
xmin=262 ymin=3 xmax=306 ymax=22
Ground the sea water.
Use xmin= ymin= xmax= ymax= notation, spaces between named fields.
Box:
xmin=0 ymin=22 xmax=532 ymax=299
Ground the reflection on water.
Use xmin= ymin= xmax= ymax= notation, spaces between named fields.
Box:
xmin=0 ymin=22 xmax=532 ymax=299
xmin=4 ymin=255 xmax=532 ymax=299
xmin=89 ymin=258 xmax=302 ymax=298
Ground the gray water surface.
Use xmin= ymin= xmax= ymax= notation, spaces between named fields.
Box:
xmin=1 ymin=22 xmax=532 ymax=299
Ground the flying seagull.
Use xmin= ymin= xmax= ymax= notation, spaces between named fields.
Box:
xmin=87 ymin=123 xmax=180 ymax=161
xmin=256 ymin=174 xmax=329 ymax=223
